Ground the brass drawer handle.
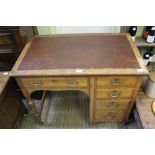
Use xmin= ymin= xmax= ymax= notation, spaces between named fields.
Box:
xmin=67 ymin=81 xmax=78 ymax=87
xmin=105 ymin=116 xmax=114 ymax=119
xmin=109 ymin=91 xmax=121 ymax=98
xmin=111 ymin=79 xmax=121 ymax=85
xmin=106 ymin=102 xmax=119 ymax=109
xmin=32 ymin=81 xmax=42 ymax=86
xmin=105 ymin=113 xmax=115 ymax=119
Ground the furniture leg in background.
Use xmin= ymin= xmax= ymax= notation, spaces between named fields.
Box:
xmin=0 ymin=74 xmax=26 ymax=129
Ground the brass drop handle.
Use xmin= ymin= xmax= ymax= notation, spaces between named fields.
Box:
xmin=105 ymin=116 xmax=114 ymax=119
xmin=106 ymin=102 xmax=119 ymax=109
xmin=109 ymin=91 xmax=121 ymax=98
xmin=105 ymin=113 xmax=115 ymax=119
xmin=33 ymin=81 xmax=42 ymax=86
xmin=111 ymin=79 xmax=121 ymax=85
xmin=67 ymin=81 xmax=78 ymax=87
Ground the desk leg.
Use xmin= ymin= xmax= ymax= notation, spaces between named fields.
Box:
xmin=16 ymin=78 xmax=43 ymax=124
xmin=27 ymin=98 xmax=43 ymax=125
xmin=89 ymin=77 xmax=95 ymax=125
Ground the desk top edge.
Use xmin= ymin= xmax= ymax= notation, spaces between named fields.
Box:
xmin=10 ymin=68 xmax=148 ymax=77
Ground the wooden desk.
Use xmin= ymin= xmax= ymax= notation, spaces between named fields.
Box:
xmin=11 ymin=33 xmax=148 ymax=124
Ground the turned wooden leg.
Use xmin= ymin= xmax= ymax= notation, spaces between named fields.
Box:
xmin=27 ymin=98 xmax=36 ymax=113
xmin=27 ymin=98 xmax=43 ymax=125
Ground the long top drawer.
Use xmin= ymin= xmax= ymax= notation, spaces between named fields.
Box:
xmin=19 ymin=77 xmax=89 ymax=88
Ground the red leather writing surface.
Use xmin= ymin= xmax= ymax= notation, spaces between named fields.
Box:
xmin=18 ymin=35 xmax=140 ymax=70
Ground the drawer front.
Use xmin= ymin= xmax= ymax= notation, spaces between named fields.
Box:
xmin=95 ymin=88 xmax=134 ymax=100
xmin=20 ymin=77 xmax=88 ymax=88
xmin=94 ymin=110 xmax=125 ymax=122
xmin=96 ymin=76 xmax=138 ymax=88
xmin=95 ymin=100 xmax=130 ymax=110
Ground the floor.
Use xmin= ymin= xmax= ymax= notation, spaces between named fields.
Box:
xmin=20 ymin=91 xmax=137 ymax=129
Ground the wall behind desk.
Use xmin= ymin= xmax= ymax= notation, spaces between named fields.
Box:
xmin=37 ymin=26 xmax=121 ymax=35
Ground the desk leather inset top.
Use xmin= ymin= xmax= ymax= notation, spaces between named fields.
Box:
xmin=18 ymin=35 xmax=140 ymax=70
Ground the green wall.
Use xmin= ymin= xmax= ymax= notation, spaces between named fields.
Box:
xmin=136 ymin=26 xmax=145 ymax=37
xmin=37 ymin=26 xmax=56 ymax=35
xmin=37 ymin=26 xmax=145 ymax=37
xmin=37 ymin=26 xmax=121 ymax=35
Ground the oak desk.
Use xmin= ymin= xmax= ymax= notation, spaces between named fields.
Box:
xmin=11 ymin=33 xmax=148 ymax=124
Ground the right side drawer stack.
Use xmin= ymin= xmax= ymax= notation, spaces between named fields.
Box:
xmin=94 ymin=76 xmax=138 ymax=122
